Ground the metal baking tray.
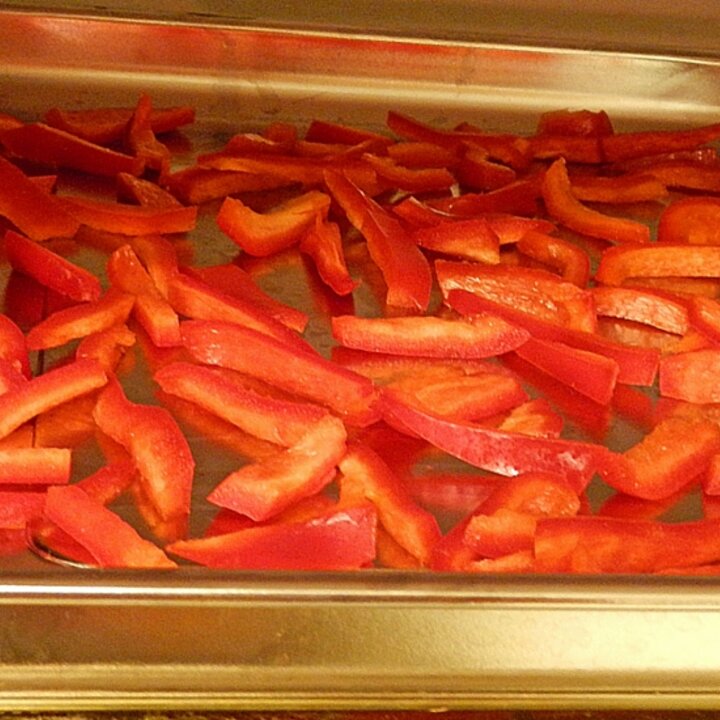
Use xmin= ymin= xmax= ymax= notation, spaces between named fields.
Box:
xmin=3 ymin=2 xmax=720 ymax=712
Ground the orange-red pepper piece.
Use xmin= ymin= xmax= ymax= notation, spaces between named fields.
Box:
xmin=658 ymin=195 xmax=720 ymax=244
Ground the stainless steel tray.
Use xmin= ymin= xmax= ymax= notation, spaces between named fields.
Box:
xmin=3 ymin=3 xmax=720 ymax=712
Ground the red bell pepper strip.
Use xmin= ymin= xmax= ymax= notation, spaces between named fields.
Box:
xmin=599 ymin=415 xmax=720 ymax=500
xmin=298 ymin=216 xmax=358 ymax=296
xmin=659 ymin=348 xmax=720 ymax=404
xmin=410 ymin=217 xmax=501 ymax=264
xmin=448 ymin=288 xmax=660 ymax=387
xmin=687 ymin=295 xmax=720 ymax=344
xmin=0 ymin=313 xmax=31 ymax=378
xmin=435 ymin=260 xmax=597 ymax=333
xmin=192 ymin=263 xmax=308 ymax=333
xmin=0 ymin=156 xmax=80 ymax=241
xmin=536 ymin=108 xmax=614 ymax=137
xmin=601 ymin=121 xmax=720 ymax=163
xmin=4 ymin=230 xmax=102 ymax=303
xmin=324 ymin=169 xmax=433 ymax=312
xmin=338 ymin=443 xmax=441 ymax=566
xmin=26 ymin=289 xmax=135 ymax=351
xmin=0 ymin=358 xmax=107 ymax=441
xmin=61 ymin=195 xmax=197 ymax=236
xmin=428 ymin=177 xmax=543 ymax=217
xmin=568 ymin=172 xmax=668 ymax=204
xmin=216 ymin=190 xmax=331 ymax=257
xmin=331 ymin=314 xmax=530 ymax=359
xmin=75 ymin=324 xmax=136 ymax=372
xmin=541 ymin=158 xmax=650 ymax=244
xmin=154 ymin=361 xmax=328 ymax=447
xmin=164 ymin=166 xmax=293 ymax=205
xmin=305 ymin=118 xmax=393 ymax=147
xmin=529 ymin=134 xmax=604 ymax=164
xmin=0 ymin=491 xmax=46 ymax=530
xmin=167 ymin=271 xmax=308 ymax=352
xmin=596 ymin=242 xmax=720 ymax=286
xmin=387 ymin=141 xmax=457 ymax=170
xmin=1 ymin=123 xmax=144 ymax=177
xmin=92 ymin=377 xmax=194 ymax=542
xmin=124 ymin=92 xmax=171 ymax=173
xmin=0 ymin=447 xmax=72 ymax=486
xmin=456 ymin=147 xmax=517 ymax=191
xmin=463 ymin=472 xmax=580 ymax=558
xmin=207 ymin=414 xmax=346 ymax=521
xmin=166 ymin=504 xmax=377 ymax=570
xmin=116 ymin=172 xmax=182 ymax=208
xmin=380 ymin=388 xmax=610 ymax=493
xmin=43 ymin=484 xmax=177 ymax=569
xmin=514 ymin=337 xmax=620 ymax=406
xmin=43 ymin=104 xmax=195 ymax=145
xmin=534 ymin=515 xmax=720 ymax=573
xmin=591 ymin=285 xmax=689 ymax=335
xmin=496 ymin=397 xmax=564 ymax=438
xmin=361 ymin=152 xmax=455 ymax=193
xmin=658 ymin=195 xmax=720 ymax=244
xmin=128 ymin=235 xmax=180 ymax=298
xmin=181 ymin=319 xmax=378 ymax=425
xmin=516 ymin=229 xmax=590 ymax=287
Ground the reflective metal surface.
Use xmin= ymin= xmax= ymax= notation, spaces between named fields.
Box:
xmin=2 ymin=3 xmax=720 ymax=711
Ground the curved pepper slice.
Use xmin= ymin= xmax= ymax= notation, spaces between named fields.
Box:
xmin=4 ymin=230 xmax=102 ymax=303
xmin=0 ymin=156 xmax=80 ymax=241
xmin=93 ymin=377 xmax=194 ymax=542
xmin=516 ymin=229 xmax=590 ymax=287
xmin=410 ymin=217 xmax=500 ymax=264
xmin=657 ymin=195 xmax=720 ymax=244
xmin=207 ymin=414 xmax=346 ymax=521
xmin=166 ymin=504 xmax=377 ymax=570
xmin=331 ymin=314 xmax=529 ymax=359
xmin=541 ymin=158 xmax=650 ymax=244
xmin=380 ymin=388 xmax=610 ymax=493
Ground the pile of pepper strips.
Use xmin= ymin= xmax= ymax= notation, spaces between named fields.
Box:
xmin=2 ymin=95 xmax=720 ymax=573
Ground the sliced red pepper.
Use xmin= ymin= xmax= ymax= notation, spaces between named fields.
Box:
xmin=436 ymin=260 xmax=596 ymax=333
xmin=338 ymin=443 xmax=441 ymax=566
xmin=428 ymin=177 xmax=542 ymax=217
xmin=154 ymin=361 xmax=328 ymax=447
xmin=658 ymin=195 xmax=720 ymax=244
xmin=387 ymin=141 xmax=457 ymax=170
xmin=331 ymin=313 xmax=529 ymax=359
xmin=43 ymin=104 xmax=195 ymax=145
xmin=687 ymin=295 xmax=720 ymax=344
xmin=298 ymin=216 xmax=358 ymax=296
xmin=659 ymin=348 xmax=720 ymax=404
xmin=1 ymin=123 xmax=144 ymax=177
xmin=192 ymin=263 xmax=308 ymax=333
xmin=0 ymin=358 xmax=107 ymax=441
xmin=0 ymin=313 xmax=31 ymax=378
xmin=0 ymin=491 xmax=46 ymax=530
xmin=568 ymin=172 xmax=668 ymax=204
xmin=516 ymin=229 xmax=590 ymax=287
xmin=601 ymin=121 xmax=720 ymax=163
xmin=26 ymin=289 xmax=135 ymax=351
xmin=167 ymin=271 xmax=308 ymax=351
xmin=116 ymin=172 xmax=182 ymax=208
xmin=410 ymin=217 xmax=500 ymax=264
xmin=305 ymin=118 xmax=393 ymax=147
xmin=495 ymin=397 xmax=564 ymax=438
xmin=123 ymin=92 xmax=171 ymax=173
xmin=591 ymin=285 xmax=689 ymax=335
xmin=515 ymin=337 xmax=620 ymax=405
xmin=449 ymin=288 xmax=660 ymax=387
xmin=380 ymin=388 xmax=610 ymax=493
xmin=0 ymin=156 xmax=80 ymax=241
xmin=93 ymin=377 xmax=194 ymax=542
xmin=598 ymin=485 xmax=693 ymax=521
xmin=599 ymin=415 xmax=720 ymax=500
xmin=642 ymin=159 xmax=720 ymax=193
xmin=4 ymin=230 xmax=101 ymax=303
xmin=216 ymin=190 xmax=331 ymax=257
xmin=75 ymin=323 xmax=136 ymax=372
xmin=456 ymin=147 xmax=517 ymax=191
xmin=324 ymin=169 xmax=432 ymax=311
xmin=207 ymin=414 xmax=346 ymax=522
xmin=361 ymin=152 xmax=455 ymax=193
xmin=596 ymin=242 xmax=720 ymax=286
xmin=534 ymin=515 xmax=720 ymax=573
xmin=529 ymin=135 xmax=603 ymax=164
xmin=536 ymin=108 xmax=614 ymax=137
xmin=166 ymin=503 xmax=377 ymax=570
xmin=43 ymin=484 xmax=176 ymax=569
xmin=181 ymin=319 xmax=378 ymax=425
xmin=0 ymin=447 xmax=71 ymax=486
xmin=61 ymin=195 xmax=197 ymax=236
xmin=128 ymin=234 xmax=180 ymax=298
xmin=541 ymin=158 xmax=650 ymax=244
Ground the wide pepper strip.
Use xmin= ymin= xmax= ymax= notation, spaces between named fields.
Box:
xmin=4 ymin=230 xmax=102 ymax=303
xmin=324 ymin=169 xmax=433 ymax=312
xmin=207 ymin=414 xmax=346 ymax=522
xmin=657 ymin=195 xmax=720 ymax=244
xmin=0 ymin=155 xmax=80 ymax=241
xmin=166 ymin=504 xmax=377 ymax=570
xmin=331 ymin=314 xmax=530 ymax=359
xmin=447 ymin=288 xmax=660 ymax=386
xmin=92 ymin=377 xmax=195 ymax=542
xmin=659 ymin=348 xmax=720 ymax=404
xmin=379 ymin=388 xmax=611 ymax=493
